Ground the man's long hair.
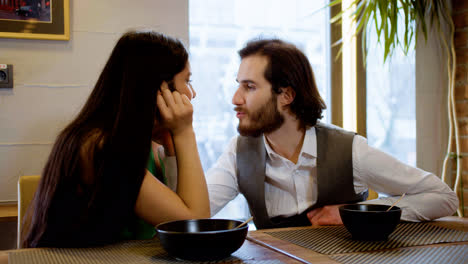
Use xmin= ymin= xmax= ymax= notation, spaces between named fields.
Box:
xmin=238 ymin=38 xmax=326 ymax=127
xmin=22 ymin=30 xmax=188 ymax=248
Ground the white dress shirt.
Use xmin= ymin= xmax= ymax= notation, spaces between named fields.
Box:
xmin=206 ymin=126 xmax=459 ymax=222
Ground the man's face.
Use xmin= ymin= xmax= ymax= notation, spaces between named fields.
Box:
xmin=233 ymin=55 xmax=284 ymax=137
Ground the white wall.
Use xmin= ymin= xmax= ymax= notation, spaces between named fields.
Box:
xmin=0 ymin=0 xmax=188 ymax=202
xmin=415 ymin=17 xmax=450 ymax=179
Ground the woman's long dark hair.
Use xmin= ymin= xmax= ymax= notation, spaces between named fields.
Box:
xmin=22 ymin=30 xmax=188 ymax=248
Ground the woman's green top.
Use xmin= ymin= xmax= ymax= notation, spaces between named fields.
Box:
xmin=120 ymin=147 xmax=166 ymax=240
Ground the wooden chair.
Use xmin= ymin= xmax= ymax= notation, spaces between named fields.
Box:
xmin=367 ymin=189 xmax=379 ymax=200
xmin=17 ymin=175 xmax=40 ymax=248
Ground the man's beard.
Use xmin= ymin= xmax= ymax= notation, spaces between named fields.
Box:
xmin=236 ymin=94 xmax=285 ymax=137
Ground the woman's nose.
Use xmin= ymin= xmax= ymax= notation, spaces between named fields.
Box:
xmin=191 ymin=85 xmax=196 ymax=99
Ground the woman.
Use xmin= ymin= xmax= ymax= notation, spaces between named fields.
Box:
xmin=21 ymin=30 xmax=210 ymax=248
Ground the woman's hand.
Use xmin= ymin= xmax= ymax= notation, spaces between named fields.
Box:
xmin=156 ymin=82 xmax=194 ymax=136
xmin=135 ymin=82 xmax=209 ymax=225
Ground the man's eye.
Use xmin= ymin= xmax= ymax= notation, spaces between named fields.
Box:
xmin=247 ymin=84 xmax=255 ymax=90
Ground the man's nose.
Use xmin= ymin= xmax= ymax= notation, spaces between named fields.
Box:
xmin=232 ymin=87 xmax=243 ymax=105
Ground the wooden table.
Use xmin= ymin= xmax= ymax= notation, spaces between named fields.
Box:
xmin=1 ymin=216 xmax=466 ymax=264
xmin=246 ymin=216 xmax=468 ymax=264
xmin=0 ymin=237 xmax=307 ymax=264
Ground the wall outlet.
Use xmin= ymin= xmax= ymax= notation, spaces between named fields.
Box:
xmin=0 ymin=64 xmax=13 ymax=89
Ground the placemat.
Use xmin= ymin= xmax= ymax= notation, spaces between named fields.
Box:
xmin=9 ymin=239 xmax=285 ymax=264
xmin=330 ymin=244 xmax=468 ymax=264
xmin=265 ymin=222 xmax=468 ymax=255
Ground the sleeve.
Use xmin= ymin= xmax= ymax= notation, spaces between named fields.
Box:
xmin=352 ymin=135 xmax=459 ymax=221
xmin=205 ymin=136 xmax=241 ymax=217
xmin=158 ymin=146 xmax=178 ymax=192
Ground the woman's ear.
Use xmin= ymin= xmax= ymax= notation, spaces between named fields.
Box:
xmin=278 ymin=86 xmax=295 ymax=106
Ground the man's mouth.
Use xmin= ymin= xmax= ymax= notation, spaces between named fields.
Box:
xmin=236 ymin=112 xmax=245 ymax=118
xmin=234 ymin=107 xmax=246 ymax=119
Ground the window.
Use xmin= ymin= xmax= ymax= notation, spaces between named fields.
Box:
xmin=365 ymin=14 xmax=416 ymax=166
xmin=189 ymin=0 xmax=416 ymax=219
xmin=189 ymin=0 xmax=331 ymax=170
xmin=189 ymin=0 xmax=330 ymax=220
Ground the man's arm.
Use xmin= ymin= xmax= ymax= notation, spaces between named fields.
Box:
xmin=206 ymin=136 xmax=241 ymax=216
xmin=353 ymin=135 xmax=459 ymax=221
xmin=307 ymin=135 xmax=459 ymax=225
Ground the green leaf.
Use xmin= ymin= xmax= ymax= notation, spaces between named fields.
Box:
xmin=373 ymin=4 xmax=382 ymax=42
xmin=431 ymin=0 xmax=439 ymax=28
xmin=409 ymin=27 xmax=414 ymax=49
xmin=333 ymin=42 xmax=344 ymax=61
xmin=413 ymin=0 xmax=428 ymax=42
xmin=387 ymin=0 xmax=398 ymax=59
xmin=361 ymin=20 xmax=368 ymax=66
xmin=355 ymin=2 xmax=372 ymax=36
xmin=326 ymin=0 xmax=451 ymax=65
xmin=383 ymin=9 xmax=390 ymax=60
xmin=330 ymin=9 xmax=346 ymax=24
xmin=328 ymin=0 xmax=343 ymax=8
xmin=331 ymin=38 xmax=343 ymax=47
xmin=403 ymin=1 xmax=409 ymax=51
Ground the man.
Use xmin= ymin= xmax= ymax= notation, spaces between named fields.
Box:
xmin=206 ymin=38 xmax=459 ymax=229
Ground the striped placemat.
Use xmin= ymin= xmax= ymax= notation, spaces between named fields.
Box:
xmin=265 ymin=223 xmax=468 ymax=255
xmin=330 ymin=244 xmax=468 ymax=264
xmin=9 ymin=238 xmax=285 ymax=264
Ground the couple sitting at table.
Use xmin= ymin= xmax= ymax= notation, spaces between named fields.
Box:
xmin=21 ymin=30 xmax=459 ymax=248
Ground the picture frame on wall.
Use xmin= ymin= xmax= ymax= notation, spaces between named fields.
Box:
xmin=0 ymin=0 xmax=69 ymax=41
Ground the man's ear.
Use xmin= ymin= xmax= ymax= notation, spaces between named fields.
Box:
xmin=278 ymin=86 xmax=295 ymax=106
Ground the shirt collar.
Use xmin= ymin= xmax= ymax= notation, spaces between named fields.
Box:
xmin=262 ymin=126 xmax=317 ymax=160
xmin=302 ymin=126 xmax=317 ymax=158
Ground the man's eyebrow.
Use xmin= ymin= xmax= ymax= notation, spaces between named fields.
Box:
xmin=236 ymin=79 xmax=256 ymax=84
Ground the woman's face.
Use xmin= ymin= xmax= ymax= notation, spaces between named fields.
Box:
xmin=171 ymin=61 xmax=196 ymax=100
xmin=152 ymin=61 xmax=195 ymax=142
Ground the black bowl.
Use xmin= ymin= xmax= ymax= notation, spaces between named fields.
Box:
xmin=156 ymin=219 xmax=248 ymax=261
xmin=339 ymin=204 xmax=402 ymax=241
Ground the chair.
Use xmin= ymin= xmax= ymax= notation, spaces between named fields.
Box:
xmin=17 ymin=175 xmax=40 ymax=248
xmin=367 ymin=189 xmax=379 ymax=200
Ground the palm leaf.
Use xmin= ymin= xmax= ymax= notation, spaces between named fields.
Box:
xmin=402 ymin=0 xmax=410 ymax=53
xmin=327 ymin=0 xmax=451 ymax=63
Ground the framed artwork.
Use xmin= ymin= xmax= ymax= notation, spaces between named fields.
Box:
xmin=0 ymin=0 xmax=69 ymax=40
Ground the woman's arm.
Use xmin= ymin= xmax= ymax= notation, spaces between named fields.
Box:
xmin=134 ymin=83 xmax=210 ymax=225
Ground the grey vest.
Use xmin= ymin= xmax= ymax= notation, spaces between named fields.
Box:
xmin=236 ymin=123 xmax=368 ymax=229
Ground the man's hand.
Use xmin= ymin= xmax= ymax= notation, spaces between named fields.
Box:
xmin=306 ymin=205 xmax=344 ymax=226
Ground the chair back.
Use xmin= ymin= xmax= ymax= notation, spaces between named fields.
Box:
xmin=367 ymin=189 xmax=379 ymax=200
xmin=17 ymin=175 xmax=40 ymax=248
